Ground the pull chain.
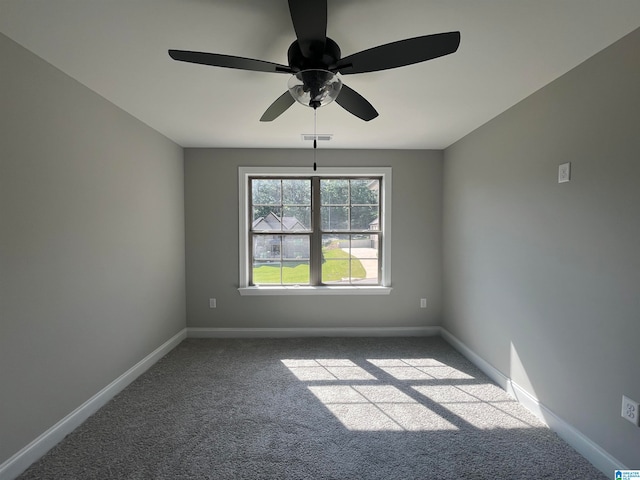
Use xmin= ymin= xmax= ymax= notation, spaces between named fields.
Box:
xmin=313 ymin=106 xmax=317 ymax=171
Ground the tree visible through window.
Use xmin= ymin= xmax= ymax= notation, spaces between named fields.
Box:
xmin=249 ymin=176 xmax=381 ymax=286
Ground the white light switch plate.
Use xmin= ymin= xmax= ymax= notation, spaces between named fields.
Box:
xmin=558 ymin=162 xmax=571 ymax=183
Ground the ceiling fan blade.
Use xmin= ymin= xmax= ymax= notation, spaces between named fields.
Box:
xmin=334 ymin=32 xmax=460 ymax=75
xmin=260 ymin=91 xmax=296 ymax=122
xmin=168 ymin=50 xmax=293 ymax=74
xmin=335 ymin=84 xmax=378 ymax=121
xmin=288 ymin=0 xmax=327 ymax=59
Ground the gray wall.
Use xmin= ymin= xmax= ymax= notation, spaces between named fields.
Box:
xmin=185 ymin=148 xmax=442 ymax=329
xmin=0 ymin=33 xmax=186 ymax=464
xmin=443 ymin=28 xmax=640 ymax=467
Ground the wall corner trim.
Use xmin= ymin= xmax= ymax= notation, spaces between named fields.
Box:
xmin=0 ymin=329 xmax=188 ymax=480
xmin=439 ymin=328 xmax=628 ymax=475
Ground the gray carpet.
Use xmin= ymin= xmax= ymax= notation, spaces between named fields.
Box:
xmin=18 ymin=337 xmax=606 ymax=479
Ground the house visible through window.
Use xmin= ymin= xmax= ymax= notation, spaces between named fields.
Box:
xmin=238 ymin=167 xmax=392 ymax=295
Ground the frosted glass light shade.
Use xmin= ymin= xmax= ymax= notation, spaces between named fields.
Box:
xmin=288 ymin=69 xmax=342 ymax=109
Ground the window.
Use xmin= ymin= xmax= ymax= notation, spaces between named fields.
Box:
xmin=239 ymin=167 xmax=391 ymax=295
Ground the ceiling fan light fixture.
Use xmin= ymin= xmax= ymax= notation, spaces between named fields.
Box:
xmin=170 ymin=1 xmax=460 ymax=122
xmin=287 ymin=69 xmax=342 ymax=109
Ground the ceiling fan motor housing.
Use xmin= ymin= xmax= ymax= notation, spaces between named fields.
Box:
xmin=288 ymin=37 xmax=341 ymax=72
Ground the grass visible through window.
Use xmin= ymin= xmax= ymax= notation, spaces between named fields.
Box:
xmin=253 ymin=248 xmax=365 ymax=285
xmin=322 ymin=247 xmax=366 ymax=282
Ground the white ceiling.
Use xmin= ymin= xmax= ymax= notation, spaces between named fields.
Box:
xmin=1 ymin=0 xmax=639 ymax=149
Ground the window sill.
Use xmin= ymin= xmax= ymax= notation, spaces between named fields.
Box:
xmin=237 ymin=286 xmax=392 ymax=296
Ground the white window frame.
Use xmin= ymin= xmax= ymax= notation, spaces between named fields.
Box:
xmin=238 ymin=166 xmax=392 ymax=296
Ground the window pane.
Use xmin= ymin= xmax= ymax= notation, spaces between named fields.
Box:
xmin=321 ymin=179 xmax=348 ymax=205
xmin=252 ymin=234 xmax=281 ymax=284
xmin=282 ymin=261 xmax=310 ymax=284
xmin=252 ymin=235 xmax=310 ymax=285
xmin=349 ymin=234 xmax=379 ymax=284
xmin=283 ymin=206 xmax=311 ymax=231
xmin=350 ymin=206 xmax=379 ymax=230
xmin=252 ymin=261 xmax=281 ymax=284
xmin=252 ymin=179 xmax=281 ymax=205
xmin=321 ymin=206 xmax=348 ymax=231
xmin=322 ymin=234 xmax=379 ymax=285
xmin=282 ymin=179 xmax=311 ymax=205
xmin=253 ymin=235 xmax=281 ymax=261
xmin=253 ymin=208 xmax=283 ymax=231
xmin=350 ymin=179 xmax=379 ymax=205
xmin=322 ymin=234 xmax=349 ymax=284
xmin=283 ymin=235 xmax=309 ymax=285
xmin=283 ymin=236 xmax=309 ymax=261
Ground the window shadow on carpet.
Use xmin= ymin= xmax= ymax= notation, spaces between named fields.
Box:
xmin=281 ymin=355 xmax=539 ymax=432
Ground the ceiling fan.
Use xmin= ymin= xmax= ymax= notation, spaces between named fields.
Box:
xmin=169 ymin=0 xmax=460 ymax=122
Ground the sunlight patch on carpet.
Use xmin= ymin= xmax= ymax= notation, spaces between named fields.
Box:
xmin=281 ymin=356 xmax=537 ymax=431
xmin=308 ymin=385 xmax=459 ymax=431
xmin=413 ymin=385 xmax=538 ymax=429
xmin=367 ymin=358 xmax=475 ymax=380
xmin=281 ymin=359 xmax=376 ymax=381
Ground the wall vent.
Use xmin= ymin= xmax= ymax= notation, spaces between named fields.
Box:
xmin=301 ymin=134 xmax=333 ymax=142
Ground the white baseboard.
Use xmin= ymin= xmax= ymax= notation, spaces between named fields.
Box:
xmin=187 ymin=326 xmax=441 ymax=338
xmin=439 ymin=328 xmax=511 ymax=390
xmin=0 ymin=329 xmax=187 ymax=480
xmin=439 ymin=328 xmax=628 ymax=475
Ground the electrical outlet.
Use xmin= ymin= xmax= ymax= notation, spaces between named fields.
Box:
xmin=558 ymin=162 xmax=571 ymax=183
xmin=621 ymin=395 xmax=639 ymax=426
xmin=209 ymin=298 xmax=216 ymax=309
xmin=420 ymin=298 xmax=427 ymax=308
